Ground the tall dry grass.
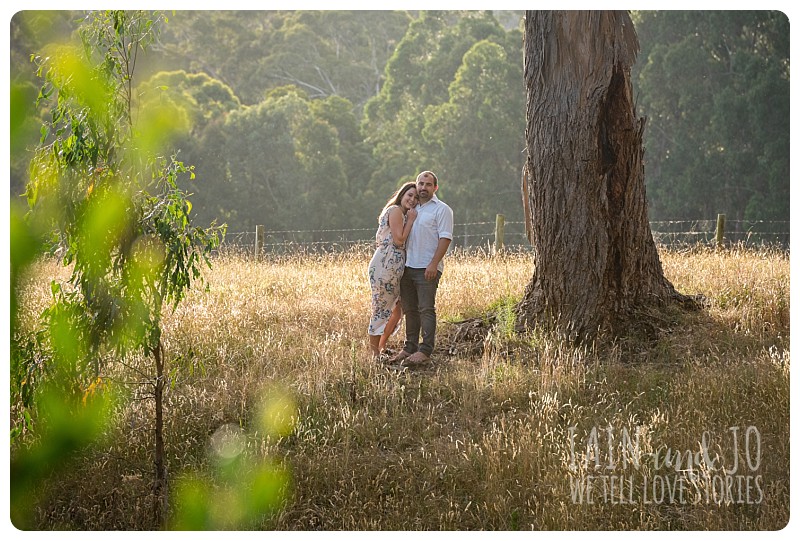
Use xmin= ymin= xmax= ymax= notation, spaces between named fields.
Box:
xmin=14 ymin=245 xmax=789 ymax=530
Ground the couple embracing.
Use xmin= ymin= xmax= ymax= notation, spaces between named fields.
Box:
xmin=367 ymin=171 xmax=454 ymax=368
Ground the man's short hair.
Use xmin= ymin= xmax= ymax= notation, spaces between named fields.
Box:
xmin=418 ymin=170 xmax=438 ymax=186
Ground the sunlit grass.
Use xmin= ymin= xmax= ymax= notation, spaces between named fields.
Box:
xmin=14 ymin=244 xmax=789 ymax=530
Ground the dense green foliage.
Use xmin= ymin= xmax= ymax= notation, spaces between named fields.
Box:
xmin=11 ymin=10 xmax=225 ymax=527
xmin=363 ymin=11 xmax=525 ymax=224
xmin=10 ymin=10 xmax=789 ymax=238
xmin=19 ymin=9 xmax=222 ymax=401
xmin=633 ymin=11 xmax=789 ymax=223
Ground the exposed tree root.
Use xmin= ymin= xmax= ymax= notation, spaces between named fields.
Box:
xmin=442 ymin=292 xmax=708 ymax=359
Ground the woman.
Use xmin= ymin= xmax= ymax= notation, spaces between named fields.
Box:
xmin=368 ymin=182 xmax=418 ymax=358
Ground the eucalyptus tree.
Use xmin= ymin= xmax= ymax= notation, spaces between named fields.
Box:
xmin=363 ymin=11 xmax=514 ymax=199
xmin=157 ymin=10 xmax=411 ymax=108
xmin=310 ymin=95 xmax=379 ymax=229
xmin=138 ymin=70 xmax=242 ymax=132
xmin=632 ymin=11 xmax=789 ymax=223
xmin=423 ymin=37 xmax=526 ymax=225
xmin=10 ymin=12 xmax=77 ymax=200
xmin=220 ymin=86 xmax=349 ymax=234
xmin=517 ymin=11 xmax=696 ymax=340
xmin=137 ymin=69 xmax=241 ymax=227
xmin=15 ymin=10 xmax=223 ymax=526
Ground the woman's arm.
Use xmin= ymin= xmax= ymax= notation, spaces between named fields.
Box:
xmin=388 ymin=207 xmax=416 ymax=248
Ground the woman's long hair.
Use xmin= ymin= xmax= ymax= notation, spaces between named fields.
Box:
xmin=379 ymin=181 xmax=417 ymax=220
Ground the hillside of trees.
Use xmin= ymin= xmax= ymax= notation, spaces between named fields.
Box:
xmin=10 ymin=10 xmax=790 ymax=238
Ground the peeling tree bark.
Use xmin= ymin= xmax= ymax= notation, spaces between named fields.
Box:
xmin=516 ymin=11 xmax=695 ymax=340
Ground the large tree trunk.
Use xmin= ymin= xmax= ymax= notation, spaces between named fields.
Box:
xmin=517 ymin=11 xmax=693 ymax=339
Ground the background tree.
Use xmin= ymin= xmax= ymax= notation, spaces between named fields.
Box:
xmin=137 ymin=70 xmax=242 ymax=132
xmin=10 ymin=12 xmax=79 ymax=198
xmin=14 ymin=11 xmax=223 ymax=526
xmin=632 ymin=11 xmax=790 ymax=224
xmin=156 ymin=10 xmax=412 ymax=107
xmin=363 ymin=11 xmax=523 ymax=223
xmin=516 ymin=11 xmax=695 ymax=340
xmin=310 ymin=94 xmax=379 ymax=228
xmin=361 ymin=11 xmax=454 ymax=189
xmin=136 ymin=69 xmax=242 ymax=227
xmin=423 ymin=38 xmax=526 ymax=224
xmin=11 ymin=11 xmax=788 ymax=240
xmin=209 ymin=86 xmax=352 ymax=235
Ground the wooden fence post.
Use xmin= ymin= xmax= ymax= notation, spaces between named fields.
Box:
xmin=715 ymin=214 xmax=726 ymax=248
xmin=254 ymin=224 xmax=264 ymax=259
xmin=494 ymin=214 xmax=505 ymax=255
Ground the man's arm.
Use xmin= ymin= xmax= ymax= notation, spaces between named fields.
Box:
xmin=425 ymin=237 xmax=452 ymax=281
xmin=425 ymin=203 xmax=454 ymax=280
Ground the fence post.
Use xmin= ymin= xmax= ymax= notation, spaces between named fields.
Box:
xmin=494 ymin=214 xmax=505 ymax=255
xmin=715 ymin=214 xmax=726 ymax=248
xmin=254 ymin=224 xmax=264 ymax=259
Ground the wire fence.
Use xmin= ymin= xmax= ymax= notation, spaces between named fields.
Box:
xmin=219 ymin=218 xmax=789 ymax=257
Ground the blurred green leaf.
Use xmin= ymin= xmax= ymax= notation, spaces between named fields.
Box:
xmin=256 ymin=385 xmax=298 ymax=438
xmin=10 ymin=381 xmax=116 ymax=529
xmin=171 ymin=476 xmax=213 ymax=530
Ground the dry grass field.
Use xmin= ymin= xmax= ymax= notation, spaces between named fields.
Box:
xmin=14 ymin=245 xmax=790 ymax=530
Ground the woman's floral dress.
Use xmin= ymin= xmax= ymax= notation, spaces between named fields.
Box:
xmin=368 ymin=205 xmax=406 ymax=336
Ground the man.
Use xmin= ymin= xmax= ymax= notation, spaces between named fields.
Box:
xmin=389 ymin=170 xmax=454 ymax=367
